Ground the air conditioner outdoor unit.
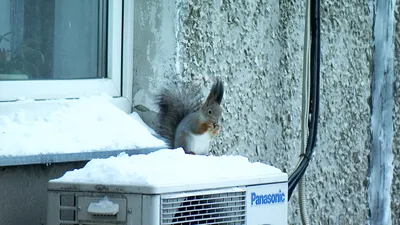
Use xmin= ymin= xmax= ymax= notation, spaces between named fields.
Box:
xmin=46 ymin=149 xmax=288 ymax=225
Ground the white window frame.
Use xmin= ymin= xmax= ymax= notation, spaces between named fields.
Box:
xmin=0 ymin=0 xmax=134 ymax=114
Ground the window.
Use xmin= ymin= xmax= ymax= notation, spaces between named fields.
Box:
xmin=0 ymin=0 xmax=133 ymax=111
xmin=0 ymin=1 xmax=137 ymax=165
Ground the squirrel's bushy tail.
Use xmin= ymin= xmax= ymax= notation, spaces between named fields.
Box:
xmin=155 ymin=83 xmax=203 ymax=148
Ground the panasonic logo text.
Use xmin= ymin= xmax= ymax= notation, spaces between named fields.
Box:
xmin=250 ymin=190 xmax=285 ymax=206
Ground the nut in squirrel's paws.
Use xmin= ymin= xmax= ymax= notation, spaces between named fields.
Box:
xmin=207 ymin=122 xmax=220 ymax=136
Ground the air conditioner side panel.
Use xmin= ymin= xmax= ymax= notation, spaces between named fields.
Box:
xmin=246 ymin=182 xmax=288 ymax=225
xmin=142 ymin=194 xmax=161 ymax=225
xmin=46 ymin=191 xmax=60 ymax=225
xmin=126 ymin=194 xmax=143 ymax=225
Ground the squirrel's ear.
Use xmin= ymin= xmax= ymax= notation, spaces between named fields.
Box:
xmin=204 ymin=78 xmax=224 ymax=106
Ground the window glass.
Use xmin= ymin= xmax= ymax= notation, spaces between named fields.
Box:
xmin=0 ymin=0 xmax=107 ymax=80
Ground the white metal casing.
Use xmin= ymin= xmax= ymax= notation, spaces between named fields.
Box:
xmin=47 ymin=172 xmax=287 ymax=225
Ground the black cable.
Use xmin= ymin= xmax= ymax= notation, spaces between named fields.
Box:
xmin=288 ymin=0 xmax=320 ymax=197
xmin=287 ymin=0 xmax=320 ymax=200
xmin=288 ymin=0 xmax=320 ymax=198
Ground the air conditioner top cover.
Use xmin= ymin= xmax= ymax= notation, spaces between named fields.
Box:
xmin=49 ymin=148 xmax=287 ymax=194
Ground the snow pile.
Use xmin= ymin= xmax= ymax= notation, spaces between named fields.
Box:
xmin=93 ymin=197 xmax=115 ymax=208
xmin=53 ymin=148 xmax=283 ymax=186
xmin=87 ymin=196 xmax=119 ymax=215
xmin=0 ymin=95 xmax=165 ymax=156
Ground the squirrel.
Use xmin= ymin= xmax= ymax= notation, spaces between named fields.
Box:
xmin=155 ymin=79 xmax=224 ymax=155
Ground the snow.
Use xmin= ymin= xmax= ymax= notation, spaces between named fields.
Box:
xmin=0 ymin=94 xmax=165 ymax=156
xmin=94 ymin=196 xmax=115 ymax=208
xmin=129 ymin=112 xmax=157 ymax=135
xmin=52 ymin=148 xmax=283 ymax=186
xmin=88 ymin=196 xmax=119 ymax=215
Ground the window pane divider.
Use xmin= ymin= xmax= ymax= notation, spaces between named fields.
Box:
xmin=107 ymin=0 xmax=123 ymax=96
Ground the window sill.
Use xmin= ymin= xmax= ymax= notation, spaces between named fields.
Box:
xmin=0 ymin=96 xmax=165 ymax=167
xmin=0 ymin=147 xmax=161 ymax=167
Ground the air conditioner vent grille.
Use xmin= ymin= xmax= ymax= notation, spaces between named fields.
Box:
xmin=161 ymin=190 xmax=246 ymax=225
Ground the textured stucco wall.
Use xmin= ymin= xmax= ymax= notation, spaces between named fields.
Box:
xmin=392 ymin=1 xmax=400 ymax=223
xmin=309 ymin=1 xmax=372 ymax=224
xmin=132 ymin=0 xmax=388 ymax=224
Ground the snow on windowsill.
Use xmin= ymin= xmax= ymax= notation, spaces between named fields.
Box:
xmin=0 ymin=94 xmax=165 ymax=158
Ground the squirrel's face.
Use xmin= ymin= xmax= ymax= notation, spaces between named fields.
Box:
xmin=201 ymin=103 xmax=222 ymax=123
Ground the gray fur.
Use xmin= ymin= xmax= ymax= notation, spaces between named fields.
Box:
xmin=155 ymin=83 xmax=203 ymax=148
xmin=155 ymin=79 xmax=224 ymax=153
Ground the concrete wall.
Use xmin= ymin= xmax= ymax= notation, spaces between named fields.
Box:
xmin=0 ymin=162 xmax=87 ymax=225
xmin=393 ymin=2 xmax=400 ymax=222
xmin=132 ymin=0 xmax=388 ymax=224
